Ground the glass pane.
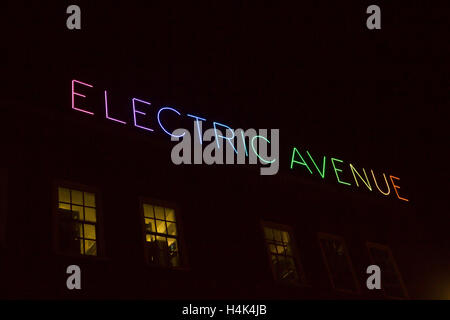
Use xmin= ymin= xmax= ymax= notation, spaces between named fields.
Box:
xmin=154 ymin=206 xmax=165 ymax=220
xmin=143 ymin=204 xmax=154 ymax=218
xmin=79 ymin=239 xmax=85 ymax=254
xmin=264 ymin=227 xmax=273 ymax=240
xmin=156 ymin=236 xmax=167 ymax=247
xmin=84 ymin=224 xmax=96 ymax=240
xmin=84 ymin=192 xmax=96 ymax=207
xmin=85 ymin=207 xmax=97 ymax=222
xmin=71 ymin=205 xmax=83 ymax=220
xmin=155 ymin=220 xmax=166 ymax=234
xmin=167 ymin=237 xmax=178 ymax=251
xmin=85 ymin=240 xmax=97 ymax=256
xmin=58 ymin=187 xmax=70 ymax=203
xmin=145 ymin=218 xmax=156 ymax=233
xmin=277 ymin=256 xmax=289 ymax=279
xmin=273 ymin=229 xmax=282 ymax=242
xmin=166 ymin=222 xmax=177 ymax=236
xmin=269 ymin=244 xmax=277 ymax=254
xmin=146 ymin=234 xmax=155 ymax=242
xmin=165 ymin=208 xmax=176 ymax=222
xmin=58 ymin=202 xmax=71 ymax=210
xmin=71 ymin=190 xmax=83 ymax=205
xmin=281 ymin=231 xmax=290 ymax=243
xmin=286 ymin=244 xmax=293 ymax=256
xmin=277 ymin=245 xmax=286 ymax=255
xmin=170 ymin=253 xmax=180 ymax=267
xmin=75 ymin=222 xmax=83 ymax=238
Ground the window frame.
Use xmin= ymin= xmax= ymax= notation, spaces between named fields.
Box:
xmin=260 ymin=221 xmax=307 ymax=286
xmin=317 ymin=232 xmax=361 ymax=294
xmin=139 ymin=197 xmax=189 ymax=270
xmin=52 ymin=180 xmax=106 ymax=259
xmin=366 ymin=242 xmax=409 ymax=299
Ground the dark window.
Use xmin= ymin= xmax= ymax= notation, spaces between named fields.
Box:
xmin=318 ymin=233 xmax=360 ymax=293
xmin=262 ymin=222 xmax=305 ymax=284
xmin=56 ymin=186 xmax=99 ymax=256
xmin=367 ymin=242 xmax=408 ymax=298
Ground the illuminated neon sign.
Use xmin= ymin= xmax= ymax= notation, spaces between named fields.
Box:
xmin=71 ymin=79 xmax=279 ymax=175
xmin=71 ymin=78 xmax=410 ymax=201
xmin=290 ymin=147 xmax=409 ymax=202
xmin=72 ymin=79 xmax=246 ymax=143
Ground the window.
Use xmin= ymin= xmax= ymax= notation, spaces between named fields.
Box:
xmin=56 ymin=185 xmax=99 ymax=256
xmin=318 ymin=233 xmax=360 ymax=293
xmin=141 ymin=202 xmax=182 ymax=268
xmin=262 ymin=222 xmax=305 ymax=284
xmin=367 ymin=242 xmax=408 ymax=299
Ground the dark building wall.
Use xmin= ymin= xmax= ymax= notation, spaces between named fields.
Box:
xmin=0 ymin=104 xmax=433 ymax=299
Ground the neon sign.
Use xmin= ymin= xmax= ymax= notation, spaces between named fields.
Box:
xmin=290 ymin=147 xmax=409 ymax=202
xmin=71 ymin=78 xmax=410 ymax=200
xmin=71 ymin=79 xmax=279 ymax=175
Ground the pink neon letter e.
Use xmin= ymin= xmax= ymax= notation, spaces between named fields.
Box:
xmin=72 ymin=79 xmax=94 ymax=115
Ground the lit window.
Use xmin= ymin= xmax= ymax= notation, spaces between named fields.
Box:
xmin=367 ymin=242 xmax=408 ymax=298
xmin=318 ymin=233 xmax=360 ymax=293
xmin=142 ymin=203 xmax=181 ymax=268
xmin=56 ymin=186 xmax=98 ymax=256
xmin=262 ymin=222 xmax=305 ymax=284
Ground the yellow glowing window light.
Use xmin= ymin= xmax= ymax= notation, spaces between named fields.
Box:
xmin=58 ymin=187 xmax=97 ymax=256
xmin=143 ymin=204 xmax=180 ymax=267
xmin=263 ymin=226 xmax=300 ymax=282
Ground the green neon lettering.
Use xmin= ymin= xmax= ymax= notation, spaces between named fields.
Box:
xmin=331 ymin=157 xmax=351 ymax=186
xmin=290 ymin=147 xmax=312 ymax=174
xmin=306 ymin=151 xmax=326 ymax=179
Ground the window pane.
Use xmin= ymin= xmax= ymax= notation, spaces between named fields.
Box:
xmin=84 ymin=224 xmax=96 ymax=240
xmin=145 ymin=218 xmax=156 ymax=233
xmin=75 ymin=222 xmax=83 ymax=238
xmin=263 ymin=224 xmax=303 ymax=284
xmin=154 ymin=206 xmax=165 ymax=220
xmin=143 ymin=203 xmax=181 ymax=268
xmin=320 ymin=238 xmax=356 ymax=291
xmin=264 ymin=227 xmax=273 ymax=240
xmin=58 ymin=202 xmax=71 ymax=210
xmin=85 ymin=207 xmax=96 ymax=222
xmin=71 ymin=205 xmax=83 ymax=220
xmin=282 ymin=231 xmax=290 ymax=243
xmin=269 ymin=244 xmax=277 ymax=254
xmin=84 ymin=192 xmax=96 ymax=207
xmin=85 ymin=240 xmax=97 ymax=256
xmin=273 ymin=229 xmax=282 ymax=242
xmin=166 ymin=222 xmax=177 ymax=236
xmin=167 ymin=237 xmax=177 ymax=251
xmin=155 ymin=220 xmax=166 ymax=234
xmin=156 ymin=236 xmax=169 ymax=267
xmin=71 ymin=190 xmax=83 ymax=205
xmin=170 ymin=253 xmax=180 ymax=267
xmin=165 ymin=208 xmax=176 ymax=222
xmin=79 ymin=239 xmax=85 ymax=254
xmin=277 ymin=245 xmax=286 ymax=255
xmin=58 ymin=187 xmax=70 ymax=203
xmin=286 ymin=244 xmax=293 ymax=256
xmin=143 ymin=204 xmax=154 ymax=218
